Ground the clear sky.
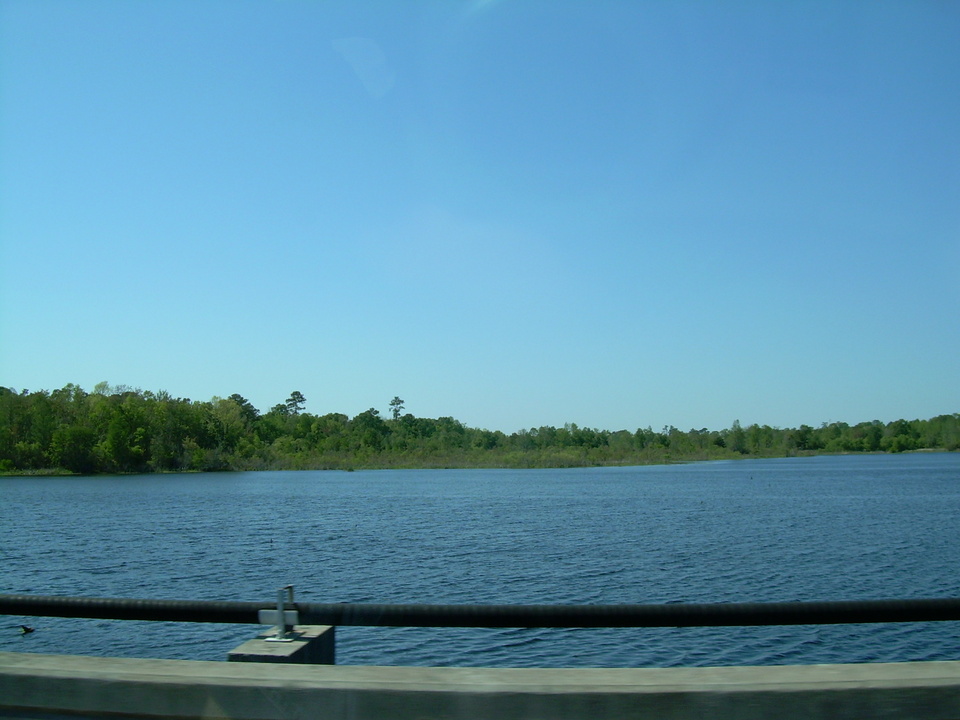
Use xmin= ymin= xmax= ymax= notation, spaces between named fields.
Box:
xmin=1 ymin=1 xmax=957 ymax=434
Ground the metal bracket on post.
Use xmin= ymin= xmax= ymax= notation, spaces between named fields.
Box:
xmin=258 ymin=585 xmax=299 ymax=642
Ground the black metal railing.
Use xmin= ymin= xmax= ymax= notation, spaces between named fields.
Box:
xmin=3 ymin=593 xmax=960 ymax=629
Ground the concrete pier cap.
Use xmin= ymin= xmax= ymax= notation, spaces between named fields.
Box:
xmin=228 ymin=625 xmax=335 ymax=665
xmin=2 ymin=652 xmax=960 ymax=720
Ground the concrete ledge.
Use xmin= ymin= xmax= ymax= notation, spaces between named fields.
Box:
xmin=1 ymin=651 xmax=959 ymax=719
xmin=228 ymin=625 xmax=335 ymax=664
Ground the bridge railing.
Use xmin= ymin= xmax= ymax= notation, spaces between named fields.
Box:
xmin=3 ymin=592 xmax=960 ymax=628
xmin=5 ymin=593 xmax=960 ymax=718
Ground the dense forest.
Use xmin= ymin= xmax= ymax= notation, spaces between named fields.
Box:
xmin=0 ymin=383 xmax=957 ymax=475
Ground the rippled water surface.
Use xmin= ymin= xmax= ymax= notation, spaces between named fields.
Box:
xmin=2 ymin=453 xmax=958 ymax=667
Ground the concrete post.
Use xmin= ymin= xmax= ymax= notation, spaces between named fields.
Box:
xmin=227 ymin=625 xmax=335 ymax=664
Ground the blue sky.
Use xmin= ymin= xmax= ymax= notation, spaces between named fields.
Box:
xmin=1 ymin=1 xmax=957 ymax=433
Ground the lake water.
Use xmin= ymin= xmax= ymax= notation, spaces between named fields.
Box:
xmin=2 ymin=453 xmax=958 ymax=668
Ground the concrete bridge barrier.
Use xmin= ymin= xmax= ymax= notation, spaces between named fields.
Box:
xmin=2 ymin=651 xmax=959 ymax=720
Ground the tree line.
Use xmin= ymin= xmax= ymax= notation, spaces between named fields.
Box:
xmin=0 ymin=383 xmax=957 ymax=474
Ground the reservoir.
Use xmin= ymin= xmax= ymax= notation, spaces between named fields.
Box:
xmin=1 ymin=452 xmax=958 ymax=668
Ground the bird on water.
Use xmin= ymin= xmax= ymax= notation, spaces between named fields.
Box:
xmin=18 ymin=625 xmax=35 ymax=634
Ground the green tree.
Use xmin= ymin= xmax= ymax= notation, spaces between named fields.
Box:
xmin=228 ymin=394 xmax=260 ymax=425
xmin=148 ymin=396 xmax=195 ymax=470
xmin=351 ymin=408 xmax=388 ymax=451
xmin=207 ymin=397 xmax=248 ymax=454
xmin=309 ymin=413 xmax=350 ymax=453
xmin=389 ymin=396 xmax=405 ymax=421
xmin=50 ymin=425 xmax=99 ymax=474
xmin=102 ymin=393 xmax=151 ymax=472
xmin=882 ymin=418 xmax=918 ymax=453
xmin=729 ymin=420 xmax=747 ymax=454
xmin=285 ymin=391 xmax=306 ymax=415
